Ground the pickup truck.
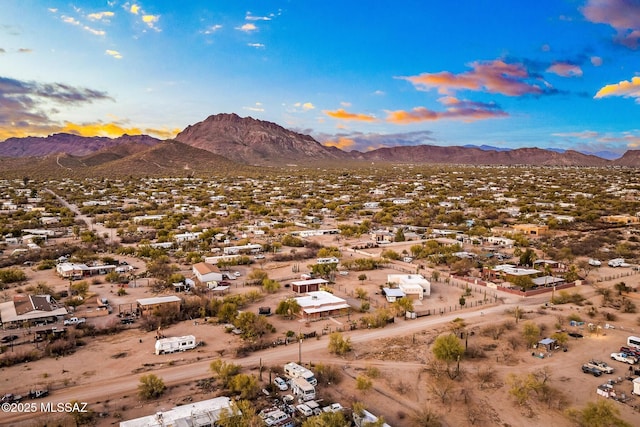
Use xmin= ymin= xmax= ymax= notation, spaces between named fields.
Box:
xmin=63 ymin=317 xmax=86 ymax=326
xmin=581 ymin=364 xmax=603 ymax=377
xmin=585 ymin=359 xmax=614 ymax=374
xmin=611 ymin=352 xmax=638 ymax=365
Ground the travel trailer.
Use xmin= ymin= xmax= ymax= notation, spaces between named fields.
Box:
xmin=155 ymin=335 xmax=197 ymax=355
xmin=284 ymin=362 xmax=317 ymax=386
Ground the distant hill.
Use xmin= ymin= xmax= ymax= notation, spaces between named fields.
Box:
xmin=353 ymin=145 xmax=609 ymax=167
xmin=0 ymin=140 xmax=245 ymax=179
xmin=174 ymin=113 xmax=348 ymax=166
xmin=0 ymin=133 xmax=160 ymax=158
xmin=1 ymin=113 xmax=640 ymax=170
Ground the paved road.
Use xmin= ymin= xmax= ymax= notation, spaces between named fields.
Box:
xmin=2 ymin=294 xmax=543 ymax=424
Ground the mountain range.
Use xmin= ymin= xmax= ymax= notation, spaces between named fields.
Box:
xmin=1 ymin=113 xmax=639 ymax=177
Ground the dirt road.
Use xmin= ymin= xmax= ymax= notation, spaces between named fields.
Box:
xmin=2 ymin=295 xmax=531 ymax=425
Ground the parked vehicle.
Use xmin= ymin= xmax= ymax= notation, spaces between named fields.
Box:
xmin=628 ymin=336 xmax=640 ymax=350
xmin=63 ymin=317 xmax=86 ymax=326
xmin=274 ymin=377 xmax=288 ymax=391
xmin=291 ymin=377 xmax=316 ymax=402
xmin=585 ymin=360 xmax=614 ymax=374
xmin=620 ymin=346 xmax=640 ymax=359
xmin=28 ymin=389 xmax=49 ymax=399
xmin=1 ymin=334 xmax=19 ymax=343
xmin=611 ymin=352 xmax=637 ymax=364
xmin=155 ymin=335 xmax=197 ymax=355
xmin=296 ymin=403 xmax=313 ymax=417
xmin=305 ymin=400 xmax=322 ymax=416
xmin=264 ymin=409 xmax=291 ymax=426
xmin=581 ymin=364 xmax=603 ymax=377
xmin=1 ymin=393 xmax=22 ymax=403
xmin=284 ymin=362 xmax=317 ymax=386
xmin=323 ymin=403 xmax=344 ymax=413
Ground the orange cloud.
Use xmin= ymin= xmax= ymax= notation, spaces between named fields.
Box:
xmin=547 ymin=62 xmax=583 ymax=77
xmin=324 ymin=108 xmax=377 ymax=122
xmin=61 ymin=121 xmax=180 ymax=139
xmin=386 ymin=98 xmax=507 ymax=124
xmin=594 ymin=76 xmax=640 ymax=101
xmin=403 ymin=59 xmax=548 ymax=96
xmin=323 ymin=136 xmax=357 ymax=150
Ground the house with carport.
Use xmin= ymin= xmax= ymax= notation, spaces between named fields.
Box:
xmin=387 ymin=274 xmax=431 ymax=300
xmin=294 ymin=291 xmax=350 ymax=321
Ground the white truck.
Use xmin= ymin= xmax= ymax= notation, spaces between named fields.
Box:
xmin=284 ymin=362 xmax=317 ymax=386
xmin=155 ymin=335 xmax=197 ymax=355
xmin=585 ymin=359 xmax=614 ymax=374
xmin=291 ymin=377 xmax=316 ymax=402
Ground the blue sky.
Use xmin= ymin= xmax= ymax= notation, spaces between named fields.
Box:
xmin=1 ymin=0 xmax=639 ymax=156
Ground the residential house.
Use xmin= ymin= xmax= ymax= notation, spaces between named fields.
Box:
xmin=294 ymin=291 xmax=350 ymax=321
xmin=0 ymin=294 xmax=67 ymax=325
xmin=192 ymin=262 xmax=224 ymax=284
xmin=512 ymin=224 xmax=549 ymax=236
xmin=387 ymin=274 xmax=431 ymax=297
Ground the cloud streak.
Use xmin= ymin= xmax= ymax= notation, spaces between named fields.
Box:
xmin=386 ymin=97 xmax=507 ymax=124
xmin=582 ymin=0 xmax=640 ymax=49
xmin=324 ymin=108 xmax=377 ymax=122
xmin=402 ymin=59 xmax=553 ymax=96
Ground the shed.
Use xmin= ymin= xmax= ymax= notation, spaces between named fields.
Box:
xmin=537 ymin=337 xmax=557 ymax=352
xmin=290 ymin=278 xmax=328 ymax=294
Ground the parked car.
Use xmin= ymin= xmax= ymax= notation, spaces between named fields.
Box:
xmin=611 ymin=352 xmax=637 ymax=364
xmin=63 ymin=317 xmax=86 ymax=326
xmin=620 ymin=346 xmax=640 ymax=359
xmin=322 ymin=403 xmax=345 ymax=413
xmin=296 ymin=403 xmax=313 ymax=417
xmin=274 ymin=376 xmax=288 ymax=391
xmin=581 ymin=364 xmax=603 ymax=377
xmin=1 ymin=334 xmax=19 ymax=343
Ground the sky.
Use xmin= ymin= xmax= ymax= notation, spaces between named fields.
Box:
xmin=1 ymin=0 xmax=640 ymax=156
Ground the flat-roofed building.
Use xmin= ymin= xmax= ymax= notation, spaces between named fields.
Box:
xmin=136 ymin=296 xmax=181 ymax=317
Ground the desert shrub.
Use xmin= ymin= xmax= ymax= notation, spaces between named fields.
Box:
xmin=45 ymin=338 xmax=77 ymax=357
xmin=314 ymin=363 xmax=343 ymax=386
xmin=465 ymin=344 xmax=487 ymax=359
xmin=621 ymin=299 xmax=636 ymax=313
xmin=567 ymin=313 xmax=582 ymax=322
xmin=0 ymin=349 xmax=42 ymax=367
xmin=551 ymin=291 xmax=585 ymax=305
xmin=603 ymin=312 xmax=617 ymax=321
xmin=138 ymin=374 xmax=166 ymax=400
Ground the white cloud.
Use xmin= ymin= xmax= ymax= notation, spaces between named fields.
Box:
xmin=202 ymin=24 xmax=222 ymax=34
xmin=236 ymin=23 xmax=257 ymax=32
xmin=248 ymin=43 xmax=265 ymax=48
xmin=105 ymin=49 xmax=123 ymax=59
xmin=88 ymin=11 xmax=114 ymax=21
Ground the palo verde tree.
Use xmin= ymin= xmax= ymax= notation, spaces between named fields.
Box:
xmin=432 ymin=333 xmax=465 ymax=379
xmin=137 ymin=374 xmax=166 ymax=400
xmin=327 ymin=332 xmax=352 ymax=356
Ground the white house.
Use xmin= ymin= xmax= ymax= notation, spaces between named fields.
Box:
xmin=192 ymin=262 xmax=224 ymax=284
xmin=294 ymin=291 xmax=350 ymax=320
xmin=387 ymin=274 xmax=431 ymax=297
